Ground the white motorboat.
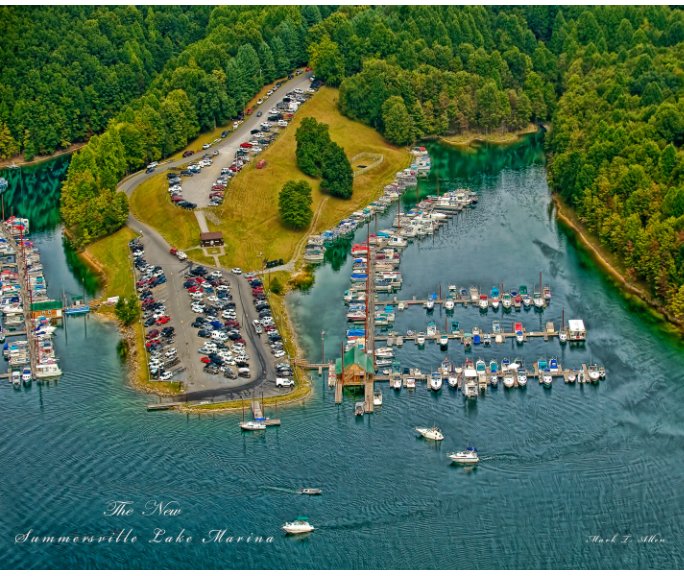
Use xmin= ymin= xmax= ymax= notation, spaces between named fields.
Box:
xmin=542 ymin=370 xmax=553 ymax=386
xmin=588 ymin=364 xmax=600 ymax=382
xmin=373 ymin=391 xmax=383 ymax=406
xmin=282 ymin=517 xmax=315 ymax=535
xmin=479 ymin=294 xmax=489 ymax=310
xmin=416 ymin=332 xmax=426 ymax=346
xmin=429 ymin=372 xmax=442 ymax=391
xmin=21 ymin=367 xmax=32 ymax=384
xmin=355 ymin=401 xmax=365 ymax=416
xmin=517 ymin=370 xmax=528 ymax=386
xmin=448 ymin=373 xmax=459 ymax=388
xmin=439 ymin=334 xmax=448 ymax=348
xmin=444 ymin=298 xmax=455 ymax=311
xmin=566 ymin=370 xmax=577 ymax=384
xmin=425 ymin=298 xmax=435 ymax=311
xmin=598 ymin=366 xmax=606 ymax=379
xmin=375 ymin=347 xmax=394 ymax=359
xmin=391 ymin=375 xmax=402 ymax=389
xmin=405 ymin=377 xmax=416 ymax=390
xmin=559 ymin=328 xmax=568 ymax=343
xmin=503 ymin=370 xmax=515 ymax=388
xmin=240 ymin=421 xmax=266 ymax=431
xmin=11 ymin=370 xmax=21 ymax=388
xmin=448 ymin=447 xmax=480 ymax=465
xmin=416 ymin=426 xmax=444 ymax=441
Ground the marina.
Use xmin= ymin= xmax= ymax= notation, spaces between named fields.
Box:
xmin=0 ymin=216 xmax=62 ymax=384
xmin=312 ymin=144 xmax=601 ymax=415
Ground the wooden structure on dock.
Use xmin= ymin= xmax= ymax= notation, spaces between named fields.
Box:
xmin=334 ymin=345 xmax=375 ymax=413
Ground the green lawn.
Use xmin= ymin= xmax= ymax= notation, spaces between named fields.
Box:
xmin=208 ymin=86 xmax=411 ymax=271
xmin=129 ymin=173 xmax=200 ymax=250
xmin=83 ymin=226 xmax=138 ymax=300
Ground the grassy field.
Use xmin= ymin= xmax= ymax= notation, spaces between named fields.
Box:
xmin=207 ymin=86 xmax=411 ymax=271
xmin=83 ymin=226 xmax=138 ymax=300
xmin=129 ymin=173 xmax=200 ymax=250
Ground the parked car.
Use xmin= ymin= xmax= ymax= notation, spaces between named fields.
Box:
xmin=183 ymin=150 xmax=194 ymax=158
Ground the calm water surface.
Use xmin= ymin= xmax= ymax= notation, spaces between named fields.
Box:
xmin=1 ymin=138 xmax=683 ymax=569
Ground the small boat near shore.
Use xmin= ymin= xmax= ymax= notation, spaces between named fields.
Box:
xmin=240 ymin=421 xmax=266 ymax=431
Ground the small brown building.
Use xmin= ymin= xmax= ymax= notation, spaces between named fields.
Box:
xmin=200 ymin=232 xmax=224 ymax=247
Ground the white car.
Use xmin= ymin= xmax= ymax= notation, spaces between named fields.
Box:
xmin=221 ymin=310 xmax=236 ymax=320
xmin=278 ymin=120 xmax=288 ymax=127
xmin=254 ymin=325 xmax=263 ymax=334
xmin=273 ymin=350 xmax=286 ymax=358
xmin=202 ymin=143 xmax=211 ymax=150
xmin=209 ymin=270 xmax=223 ymax=279
xmin=231 ymin=268 xmax=242 ymax=275
xmin=159 ymin=371 xmax=173 ymax=381
xmin=251 ymin=147 xmax=263 ymax=153
xmin=176 ymin=250 xmax=187 ymax=261
xmin=233 ymin=122 xmax=239 ymax=129
xmin=190 ymin=293 xmax=203 ymax=301
xmin=217 ymin=285 xmax=231 ymax=292
xmin=165 ymin=348 xmax=177 ymax=358
xmin=260 ymin=317 xmax=274 ymax=326
xmin=191 ymin=304 xmax=205 ymax=314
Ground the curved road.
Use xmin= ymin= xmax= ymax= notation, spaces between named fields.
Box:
xmin=121 ymin=73 xmax=314 ymax=403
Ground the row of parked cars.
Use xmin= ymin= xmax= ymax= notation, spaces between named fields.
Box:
xmin=244 ymin=274 xmax=293 ymax=387
xmin=130 ymin=238 xmax=182 ymax=382
xmin=183 ymin=264 xmax=252 ymax=380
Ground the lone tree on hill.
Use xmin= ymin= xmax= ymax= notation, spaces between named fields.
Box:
xmin=279 ymin=179 xmax=313 ymax=230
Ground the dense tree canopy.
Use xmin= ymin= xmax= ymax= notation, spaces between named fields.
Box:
xmin=295 ymin=117 xmax=353 ymax=200
xmin=279 ymin=180 xmax=313 ymax=230
xmin=0 ymin=6 xmax=211 ymax=160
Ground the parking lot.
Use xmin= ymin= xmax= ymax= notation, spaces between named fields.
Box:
xmin=129 ymin=219 xmax=298 ymax=401
xmin=158 ymin=74 xmax=318 ymax=210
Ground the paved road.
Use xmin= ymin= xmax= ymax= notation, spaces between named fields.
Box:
xmin=118 ymin=72 xmax=313 ymax=209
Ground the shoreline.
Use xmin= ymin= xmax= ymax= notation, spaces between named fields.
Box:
xmin=438 ymin=123 xmax=541 ymax=148
xmin=0 ymin=142 xmax=86 ymax=170
xmin=552 ymin=195 xmax=684 ymax=335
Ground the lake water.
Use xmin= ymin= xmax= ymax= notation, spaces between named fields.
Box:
xmin=2 ymin=137 xmax=683 ymax=569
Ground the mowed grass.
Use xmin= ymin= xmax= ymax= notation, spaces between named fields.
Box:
xmin=83 ymin=226 xmax=138 ymax=300
xmin=208 ymin=86 xmax=411 ymax=271
xmin=129 ymin=173 xmax=200 ymax=250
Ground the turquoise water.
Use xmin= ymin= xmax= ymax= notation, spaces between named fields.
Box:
xmin=2 ymin=138 xmax=683 ymax=569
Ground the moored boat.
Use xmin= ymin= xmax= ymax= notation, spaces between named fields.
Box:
xmin=240 ymin=421 xmax=266 ymax=431
xmin=587 ymin=364 xmax=600 ymax=383
xmin=429 ymin=371 xmax=442 ymax=391
xmin=415 ymin=426 xmax=444 ymax=441
xmin=355 ymin=401 xmax=365 ymax=416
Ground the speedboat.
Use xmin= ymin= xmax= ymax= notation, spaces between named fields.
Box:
xmin=520 ymin=285 xmax=531 ymax=308
xmin=391 ymin=375 xmax=402 ymax=389
xmin=542 ymin=369 xmax=553 ymax=387
xmin=489 ymin=360 xmax=499 ymax=386
xmin=448 ymin=447 xmax=479 ymax=465
xmin=405 ymin=377 xmax=416 ymax=390
xmin=483 ymin=333 xmax=491 ymax=346
xmin=598 ymin=366 xmax=606 ymax=379
xmin=11 ymin=370 xmax=21 ymax=388
xmin=503 ymin=370 xmax=515 ymax=388
xmin=240 ymin=421 xmax=266 ymax=431
xmin=375 ymin=347 xmax=394 ymax=359
xmin=479 ymin=294 xmax=489 ymax=311
xmin=514 ymin=322 xmax=524 ymax=343
xmin=444 ymin=298 xmax=455 ymax=311
xmin=416 ymin=332 xmax=426 ymax=346
xmin=559 ymin=328 xmax=568 ymax=344
xmin=448 ymin=372 xmax=459 ymax=388
xmin=355 ymin=401 xmax=365 ymax=416
xmin=282 ymin=517 xmax=315 ymax=534
xmin=502 ymin=292 xmax=512 ymax=311
xmin=549 ymin=357 xmax=560 ymax=373
xmin=566 ymin=370 xmax=576 ymax=384
xmin=300 ymin=488 xmax=322 ymax=496
xmin=416 ymin=426 xmax=444 ymax=441
xmin=533 ymin=290 xmax=545 ymax=309
xmin=429 ymin=372 xmax=442 ymax=391
xmin=425 ymin=297 xmax=435 ymax=311
xmin=439 ymin=334 xmax=449 ymax=348
xmin=588 ymin=364 xmax=600 ymax=383
xmin=490 ymin=287 xmax=500 ymax=310
xmin=516 ymin=365 xmax=528 ymax=386
xmin=21 ymin=367 xmax=32 ymax=385
xmin=373 ymin=390 xmax=383 ymax=406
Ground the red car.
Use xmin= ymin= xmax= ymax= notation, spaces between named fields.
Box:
xmin=145 ymin=339 xmax=161 ymax=349
xmin=225 ymin=320 xmax=240 ymax=328
xmin=187 ymin=286 xmax=202 ymax=293
xmin=239 ymin=142 xmax=253 ymax=148
xmin=156 ymin=315 xmax=171 ymax=325
xmin=145 ymin=329 xmax=160 ymax=340
xmin=169 ymin=247 xmax=178 ymax=255
xmin=171 ymin=195 xmax=183 ymax=203
xmin=200 ymin=357 xmax=211 ymax=364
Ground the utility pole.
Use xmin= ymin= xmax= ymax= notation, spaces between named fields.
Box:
xmin=320 ymin=330 xmax=325 ymax=364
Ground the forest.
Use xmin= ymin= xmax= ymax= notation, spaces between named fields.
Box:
xmin=0 ymin=6 xmax=211 ymax=161
xmin=2 ymin=6 xmax=683 ymax=320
